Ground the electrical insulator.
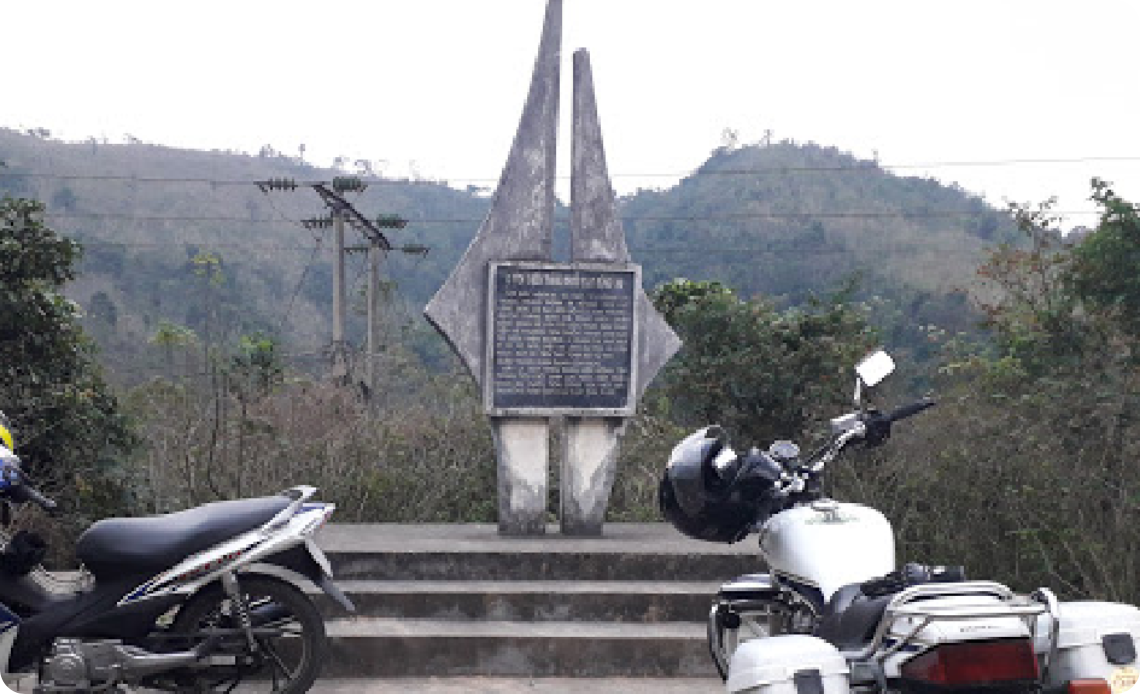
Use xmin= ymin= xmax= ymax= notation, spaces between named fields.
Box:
xmin=302 ymin=216 xmax=333 ymax=230
xmin=376 ymin=214 xmax=408 ymax=229
xmin=258 ymin=178 xmax=298 ymax=192
xmin=332 ymin=176 xmax=367 ymax=194
xmin=400 ymin=244 xmax=429 ymax=256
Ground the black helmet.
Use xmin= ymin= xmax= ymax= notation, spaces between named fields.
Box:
xmin=659 ymin=426 xmax=784 ymax=543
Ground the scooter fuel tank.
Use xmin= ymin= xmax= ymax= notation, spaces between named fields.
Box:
xmin=758 ymin=500 xmax=895 ymax=603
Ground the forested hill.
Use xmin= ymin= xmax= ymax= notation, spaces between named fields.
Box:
xmin=0 ymin=129 xmax=1015 ymax=378
xmin=626 ymin=142 xmax=1014 ymax=299
xmin=623 ymin=142 xmax=1018 ymax=358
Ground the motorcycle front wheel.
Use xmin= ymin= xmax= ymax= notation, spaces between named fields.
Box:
xmin=169 ymin=575 xmax=326 ymax=694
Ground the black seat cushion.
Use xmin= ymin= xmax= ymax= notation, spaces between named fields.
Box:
xmin=815 ymin=583 xmax=892 ymax=650
xmin=76 ymin=496 xmax=292 ymax=580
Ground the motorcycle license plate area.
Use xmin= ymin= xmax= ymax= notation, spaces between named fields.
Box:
xmin=1042 ymin=602 xmax=1140 ymax=692
xmin=727 ymin=634 xmax=851 ymax=694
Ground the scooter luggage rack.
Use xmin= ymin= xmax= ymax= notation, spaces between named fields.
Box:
xmin=843 ymin=580 xmax=1047 ymax=663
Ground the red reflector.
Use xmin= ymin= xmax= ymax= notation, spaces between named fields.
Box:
xmin=900 ymin=639 xmax=1039 ymax=686
xmin=1068 ymin=679 xmax=1111 ymax=694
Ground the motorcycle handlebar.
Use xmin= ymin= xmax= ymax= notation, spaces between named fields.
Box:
xmin=6 ymin=469 xmax=58 ymax=513
xmin=887 ymin=398 xmax=937 ymax=423
xmin=21 ymin=485 xmax=58 ymax=513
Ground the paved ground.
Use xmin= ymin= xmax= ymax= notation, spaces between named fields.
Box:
xmin=3 ymin=676 xmax=724 ymax=693
xmin=310 ymin=678 xmax=723 ymax=693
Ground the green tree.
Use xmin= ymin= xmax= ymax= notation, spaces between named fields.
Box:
xmin=149 ymin=320 xmax=197 ymax=372
xmin=652 ymin=279 xmax=875 ymax=447
xmin=1068 ymin=179 xmax=1140 ymax=340
xmin=0 ymin=196 xmax=135 ymax=523
xmin=977 ymin=180 xmax=1140 ymax=370
xmin=229 ymin=332 xmax=284 ymax=400
xmin=845 ymin=182 xmax=1140 ymax=602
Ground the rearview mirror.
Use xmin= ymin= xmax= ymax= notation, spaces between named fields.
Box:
xmin=854 ymin=350 xmax=894 ymax=406
xmin=856 ymin=350 xmax=895 ymax=388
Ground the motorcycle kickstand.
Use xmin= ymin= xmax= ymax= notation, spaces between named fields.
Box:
xmin=221 ymin=571 xmax=259 ymax=654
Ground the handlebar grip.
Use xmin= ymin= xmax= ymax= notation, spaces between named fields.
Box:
xmin=888 ymin=398 xmax=937 ymax=423
xmin=11 ymin=482 xmax=57 ymax=513
xmin=25 ymin=486 xmax=58 ymax=513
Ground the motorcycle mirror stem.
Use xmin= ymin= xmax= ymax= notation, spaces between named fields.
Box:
xmin=854 ymin=350 xmax=896 ymax=408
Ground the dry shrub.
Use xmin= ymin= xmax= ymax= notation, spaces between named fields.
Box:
xmin=124 ymin=371 xmax=496 ymax=523
xmin=607 ymin=412 xmax=687 ymax=521
xmin=832 ymin=359 xmax=1140 ymax=604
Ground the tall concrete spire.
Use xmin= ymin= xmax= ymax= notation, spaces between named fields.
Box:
xmin=561 ymin=49 xmax=681 ymax=535
xmin=424 ymin=0 xmax=563 ymax=384
xmin=570 ymin=49 xmax=680 ymax=403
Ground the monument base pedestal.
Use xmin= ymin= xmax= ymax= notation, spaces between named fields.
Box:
xmin=560 ymin=417 xmax=623 ymax=536
xmin=493 ymin=418 xmax=550 ymax=536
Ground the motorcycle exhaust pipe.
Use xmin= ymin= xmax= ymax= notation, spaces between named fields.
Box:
xmin=115 ymin=634 xmax=225 ymax=677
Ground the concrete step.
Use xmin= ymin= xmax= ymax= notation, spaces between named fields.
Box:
xmin=5 ymin=675 xmax=725 ymax=693
xmin=324 ymin=618 xmax=717 ymax=678
xmin=309 ymin=677 xmax=723 ymax=693
xmin=310 ymin=524 xmax=743 ymax=680
xmin=318 ymin=524 xmax=758 ymax=582
xmin=313 ymin=580 xmax=718 ymax=622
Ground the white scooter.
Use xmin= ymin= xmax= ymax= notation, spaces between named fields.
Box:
xmin=0 ymin=433 xmax=353 ymax=693
xmin=662 ymin=351 xmax=1140 ymax=694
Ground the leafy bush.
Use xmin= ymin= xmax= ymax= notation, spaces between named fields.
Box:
xmin=652 ymin=278 xmax=876 ymax=447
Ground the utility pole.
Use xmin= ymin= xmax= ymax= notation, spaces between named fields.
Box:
xmin=367 ymin=238 xmax=383 ymax=394
xmin=263 ymin=176 xmax=422 ymax=393
xmin=331 ymin=209 xmax=349 ymax=382
xmin=311 ymin=180 xmax=415 ymax=394
xmin=312 ymin=180 xmax=390 ymax=386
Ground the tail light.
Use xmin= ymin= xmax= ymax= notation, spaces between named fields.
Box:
xmin=1066 ymin=680 xmax=1111 ymax=694
xmin=900 ymin=638 xmax=1039 ymax=688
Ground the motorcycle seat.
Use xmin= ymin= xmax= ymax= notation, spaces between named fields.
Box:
xmin=815 ymin=583 xmax=892 ymax=650
xmin=76 ymin=495 xmax=293 ymax=580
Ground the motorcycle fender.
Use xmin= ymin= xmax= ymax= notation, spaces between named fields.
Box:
xmin=260 ymin=542 xmax=355 ymax=613
xmin=0 ymin=603 xmax=17 ymax=676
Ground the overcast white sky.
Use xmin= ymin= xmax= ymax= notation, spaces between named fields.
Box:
xmin=5 ymin=0 xmax=1139 ymax=225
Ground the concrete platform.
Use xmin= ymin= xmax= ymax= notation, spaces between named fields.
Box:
xmin=312 ymin=579 xmax=719 ymax=622
xmin=324 ymin=618 xmax=712 ymax=678
xmin=3 ymin=675 xmax=724 ymax=693
xmin=310 ymin=524 xmax=753 ymax=679
xmin=318 ymin=523 xmax=758 ymax=582
xmin=318 ymin=524 xmax=755 ymax=556
xmin=311 ymin=677 xmax=722 ymax=693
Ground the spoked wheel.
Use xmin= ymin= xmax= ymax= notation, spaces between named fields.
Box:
xmin=169 ymin=575 xmax=325 ymax=694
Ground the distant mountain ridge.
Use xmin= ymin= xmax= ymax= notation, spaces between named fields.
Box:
xmin=0 ymin=129 xmax=1013 ymax=377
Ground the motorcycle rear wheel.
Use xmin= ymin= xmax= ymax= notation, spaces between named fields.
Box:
xmin=169 ymin=575 xmax=325 ymax=694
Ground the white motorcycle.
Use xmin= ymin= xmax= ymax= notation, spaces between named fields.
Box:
xmin=0 ymin=429 xmax=353 ymax=693
xmin=662 ymin=351 xmax=1140 ymax=694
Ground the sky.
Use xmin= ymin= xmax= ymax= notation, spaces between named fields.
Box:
xmin=5 ymin=0 xmax=1139 ymax=226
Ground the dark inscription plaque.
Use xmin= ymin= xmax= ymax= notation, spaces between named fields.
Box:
xmin=487 ymin=263 xmax=639 ymax=415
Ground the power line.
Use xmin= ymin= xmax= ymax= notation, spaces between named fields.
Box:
xmin=277 ymin=235 xmax=325 ymax=331
xmin=74 ymin=237 xmax=996 ymax=258
xmin=5 ymin=154 xmax=1140 ymax=186
xmin=47 ymin=212 xmax=304 ymax=224
xmin=631 ymin=246 xmax=988 ymax=256
xmin=45 ymin=209 xmax=1102 ymax=226
xmin=80 ymin=241 xmax=326 ymax=251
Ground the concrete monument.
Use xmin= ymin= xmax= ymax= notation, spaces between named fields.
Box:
xmin=425 ymin=0 xmax=680 ymax=536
